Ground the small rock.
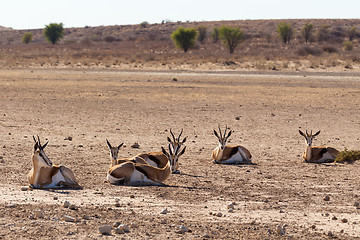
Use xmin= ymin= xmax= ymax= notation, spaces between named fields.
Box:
xmin=34 ymin=209 xmax=44 ymax=218
xmin=130 ymin=194 xmax=135 ymax=198
xmin=228 ymin=208 xmax=234 ymax=213
xmin=323 ymin=195 xmax=330 ymax=201
xmin=130 ymin=223 xmax=139 ymax=228
xmin=21 ymin=186 xmax=29 ymax=191
xmin=276 ymin=225 xmax=285 ymax=235
xmin=341 ymin=218 xmax=348 ymax=223
xmin=172 ymin=77 xmax=178 ymax=81
xmin=82 ymin=215 xmax=90 ymax=220
xmin=131 ymin=142 xmax=140 ymax=148
xmin=161 ymin=219 xmax=167 ymax=224
xmin=175 ymin=225 xmax=188 ymax=234
xmin=118 ymin=224 xmax=130 ymax=233
xmin=203 ymin=233 xmax=210 ymax=238
xmin=68 ymin=204 xmax=77 ymax=210
xmin=235 ymin=116 xmax=240 ymax=120
xmin=332 ymin=216 xmax=338 ymax=220
xmin=227 ymin=203 xmax=235 ymax=209
xmin=99 ymin=225 xmax=112 ymax=235
xmin=63 ymin=215 xmax=77 ymax=222
xmin=160 ymin=208 xmax=169 ymax=214
xmin=0 ymin=156 xmax=3 ymax=159
xmin=53 ymin=196 xmax=58 ymax=200
xmin=328 ymin=231 xmax=333 ymax=237
xmin=216 ymin=212 xmax=223 ymax=217
xmin=115 ymin=228 xmax=125 ymax=234
xmin=63 ymin=201 xmax=70 ymax=208
xmin=311 ymin=225 xmax=316 ymax=229
xmin=354 ymin=202 xmax=359 ymax=207
xmin=115 ymin=201 xmax=121 ymax=207
xmin=0 ymin=159 xmax=4 ymax=164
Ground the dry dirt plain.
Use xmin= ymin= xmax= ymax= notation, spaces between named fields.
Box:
xmin=1 ymin=69 xmax=360 ymax=239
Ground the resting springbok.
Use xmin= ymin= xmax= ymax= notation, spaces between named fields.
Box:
xmin=212 ymin=126 xmax=252 ymax=164
xmin=106 ymin=139 xmax=148 ymax=167
xmin=28 ymin=136 xmax=81 ymax=189
xmin=107 ymin=145 xmax=186 ymax=185
xmin=299 ymin=130 xmax=339 ymax=163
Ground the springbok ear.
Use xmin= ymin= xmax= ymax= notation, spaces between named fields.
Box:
xmin=213 ymin=130 xmax=219 ymax=138
xmin=167 ymin=137 xmax=172 ymax=143
xmin=182 ymin=136 xmax=187 ymax=144
xmin=118 ymin=143 xmax=124 ymax=149
xmin=42 ymin=141 xmax=49 ymax=149
xmin=226 ymin=130 xmax=232 ymax=138
xmin=313 ymin=130 xmax=321 ymax=136
xmin=179 ymin=146 xmax=186 ymax=156
xmin=299 ymin=130 xmax=305 ymax=137
xmin=106 ymin=139 xmax=112 ymax=149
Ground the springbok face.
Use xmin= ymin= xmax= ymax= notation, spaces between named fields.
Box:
xmin=299 ymin=130 xmax=320 ymax=146
xmin=213 ymin=126 xmax=232 ymax=150
xmin=106 ymin=139 xmax=124 ymax=161
xmin=162 ymin=144 xmax=186 ymax=173
xmin=33 ymin=135 xmax=52 ymax=167
xmin=167 ymin=128 xmax=187 ymax=153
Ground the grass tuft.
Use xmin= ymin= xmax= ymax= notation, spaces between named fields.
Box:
xmin=335 ymin=148 xmax=360 ymax=163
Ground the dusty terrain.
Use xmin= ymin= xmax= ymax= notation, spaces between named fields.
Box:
xmin=1 ymin=68 xmax=360 ymax=239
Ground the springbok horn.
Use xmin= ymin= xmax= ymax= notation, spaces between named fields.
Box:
xmin=178 ymin=128 xmax=183 ymax=141
xmin=218 ymin=125 xmax=222 ymax=138
xmin=170 ymin=129 xmax=176 ymax=142
xmin=37 ymin=135 xmax=41 ymax=148
xmin=33 ymin=135 xmax=37 ymax=143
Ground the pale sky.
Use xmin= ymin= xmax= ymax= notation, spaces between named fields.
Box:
xmin=1 ymin=0 xmax=359 ymax=30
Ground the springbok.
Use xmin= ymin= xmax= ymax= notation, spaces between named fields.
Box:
xmin=28 ymin=136 xmax=81 ymax=189
xmin=136 ymin=129 xmax=187 ymax=173
xmin=106 ymin=139 xmax=147 ymax=167
xmin=212 ymin=126 xmax=252 ymax=164
xmin=107 ymin=145 xmax=186 ymax=185
xmin=299 ymin=130 xmax=339 ymax=163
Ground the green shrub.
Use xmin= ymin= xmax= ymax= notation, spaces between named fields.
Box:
xmin=317 ymin=24 xmax=330 ymax=42
xmin=22 ymin=32 xmax=33 ymax=44
xmin=44 ymin=23 xmax=64 ymax=44
xmin=218 ymin=26 xmax=244 ymax=54
xmin=212 ymin=27 xmax=219 ymax=43
xmin=140 ymin=21 xmax=149 ymax=29
xmin=343 ymin=41 xmax=354 ymax=51
xmin=301 ymin=23 xmax=313 ymax=44
xmin=104 ymin=35 xmax=116 ymax=42
xmin=277 ymin=23 xmax=293 ymax=44
xmin=335 ymin=149 xmax=360 ymax=163
xmin=347 ymin=26 xmax=358 ymax=41
xmin=297 ymin=46 xmax=322 ymax=56
xmin=197 ymin=26 xmax=207 ymax=44
xmin=171 ymin=27 xmax=197 ymax=52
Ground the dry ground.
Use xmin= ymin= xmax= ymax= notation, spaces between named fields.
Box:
xmin=1 ymin=69 xmax=360 ymax=239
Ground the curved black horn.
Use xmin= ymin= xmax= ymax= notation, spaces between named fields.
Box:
xmin=168 ymin=143 xmax=173 ymax=156
xmin=33 ymin=135 xmax=37 ymax=143
xmin=218 ymin=125 xmax=222 ymax=138
xmin=170 ymin=129 xmax=176 ymax=142
xmin=37 ymin=135 xmax=41 ymax=148
xmin=178 ymin=128 xmax=183 ymax=141
xmin=224 ymin=125 xmax=228 ymax=137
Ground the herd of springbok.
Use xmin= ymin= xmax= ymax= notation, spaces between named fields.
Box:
xmin=27 ymin=127 xmax=340 ymax=189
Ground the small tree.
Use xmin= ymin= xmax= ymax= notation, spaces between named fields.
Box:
xmin=218 ymin=26 xmax=244 ymax=54
xmin=277 ymin=23 xmax=293 ymax=44
xmin=197 ymin=26 xmax=207 ymax=44
xmin=44 ymin=23 xmax=64 ymax=44
xmin=317 ymin=24 xmax=330 ymax=42
xmin=22 ymin=32 xmax=33 ymax=44
xmin=301 ymin=23 xmax=313 ymax=44
xmin=347 ymin=26 xmax=358 ymax=41
xmin=211 ymin=27 xmax=219 ymax=43
xmin=171 ymin=27 xmax=197 ymax=52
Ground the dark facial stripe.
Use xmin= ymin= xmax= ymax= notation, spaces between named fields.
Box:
xmin=148 ymin=155 xmax=162 ymax=166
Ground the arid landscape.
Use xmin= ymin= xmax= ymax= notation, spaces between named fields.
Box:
xmin=1 ymin=19 xmax=360 ymax=239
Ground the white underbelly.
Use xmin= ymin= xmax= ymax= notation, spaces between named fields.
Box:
xmin=129 ymin=169 xmax=159 ymax=184
xmin=316 ymin=151 xmax=335 ymax=163
xmin=107 ymin=173 xmax=120 ymax=184
xmin=223 ymin=149 xmax=248 ymax=163
xmin=44 ymin=171 xmax=66 ymax=188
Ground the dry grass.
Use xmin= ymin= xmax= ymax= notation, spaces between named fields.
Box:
xmin=335 ymin=149 xmax=360 ymax=163
xmin=1 ymin=19 xmax=360 ymax=71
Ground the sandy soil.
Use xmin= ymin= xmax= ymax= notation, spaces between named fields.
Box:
xmin=1 ymin=68 xmax=360 ymax=239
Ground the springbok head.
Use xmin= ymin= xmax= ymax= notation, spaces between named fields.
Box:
xmin=106 ymin=139 xmax=124 ymax=161
xmin=32 ymin=135 xmax=52 ymax=167
xmin=213 ymin=125 xmax=232 ymax=150
xmin=299 ymin=130 xmax=320 ymax=147
xmin=161 ymin=144 xmax=186 ymax=174
xmin=167 ymin=129 xmax=187 ymax=153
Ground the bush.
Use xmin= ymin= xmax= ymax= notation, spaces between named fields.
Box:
xmin=301 ymin=23 xmax=313 ymax=44
xmin=347 ymin=26 xmax=358 ymax=41
xmin=297 ymin=46 xmax=322 ymax=56
xmin=218 ymin=26 xmax=244 ymax=54
xmin=197 ymin=26 xmax=207 ymax=44
xmin=277 ymin=23 xmax=293 ymax=44
xmin=104 ymin=35 xmax=116 ymax=42
xmin=44 ymin=23 xmax=64 ymax=44
xmin=22 ymin=32 xmax=33 ymax=44
xmin=140 ymin=21 xmax=149 ymax=29
xmin=212 ymin=27 xmax=219 ymax=43
xmin=335 ymin=149 xmax=360 ymax=163
xmin=322 ymin=45 xmax=338 ymax=53
xmin=171 ymin=27 xmax=197 ymax=52
xmin=343 ymin=41 xmax=354 ymax=51
xmin=317 ymin=24 xmax=330 ymax=42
